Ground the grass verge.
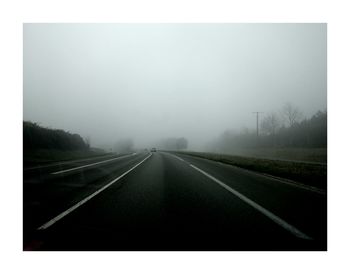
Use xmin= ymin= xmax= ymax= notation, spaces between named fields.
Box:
xmin=223 ymin=147 xmax=327 ymax=163
xmin=23 ymin=149 xmax=112 ymax=167
xmin=174 ymin=151 xmax=327 ymax=190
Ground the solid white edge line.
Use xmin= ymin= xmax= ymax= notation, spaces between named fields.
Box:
xmin=51 ymin=153 xmax=137 ymax=175
xmin=159 ymin=152 xmax=186 ymax=162
xmin=180 ymin=153 xmax=325 ymax=195
xmin=37 ymin=153 xmax=152 ymax=230
xmin=171 ymin=154 xmax=185 ymax=162
xmin=216 ymin=161 xmax=325 ymax=195
xmin=25 ymin=154 xmax=122 ymax=171
xmin=189 ymin=164 xmax=313 ymax=240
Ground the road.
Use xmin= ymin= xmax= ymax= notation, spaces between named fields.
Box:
xmin=23 ymin=151 xmax=327 ymax=251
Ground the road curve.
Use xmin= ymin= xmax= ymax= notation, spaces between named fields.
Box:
xmin=23 ymin=151 xmax=326 ymax=251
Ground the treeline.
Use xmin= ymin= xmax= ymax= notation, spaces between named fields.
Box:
xmin=209 ymin=106 xmax=327 ymax=153
xmin=113 ymin=138 xmax=134 ymax=154
xmin=23 ymin=121 xmax=89 ymax=151
xmin=261 ymin=110 xmax=327 ymax=147
xmin=161 ymin=137 xmax=188 ymax=150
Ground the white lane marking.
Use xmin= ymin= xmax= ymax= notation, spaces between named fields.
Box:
xmin=190 ymin=164 xmax=313 ymax=240
xmin=256 ymin=172 xmax=325 ymax=195
xmin=216 ymin=161 xmax=325 ymax=195
xmin=51 ymin=153 xmax=137 ymax=175
xmin=38 ymin=153 xmax=152 ymax=230
xmin=24 ymin=154 xmax=119 ymax=171
xmin=171 ymin=154 xmax=186 ymax=162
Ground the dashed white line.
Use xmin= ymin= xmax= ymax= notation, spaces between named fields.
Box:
xmin=190 ymin=164 xmax=313 ymax=240
xmin=37 ymin=153 xmax=152 ymax=230
xmin=51 ymin=153 xmax=137 ymax=175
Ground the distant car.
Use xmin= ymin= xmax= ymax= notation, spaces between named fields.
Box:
xmin=151 ymin=148 xmax=157 ymax=152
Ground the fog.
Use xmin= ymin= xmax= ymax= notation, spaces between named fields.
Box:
xmin=23 ymin=24 xmax=326 ymax=151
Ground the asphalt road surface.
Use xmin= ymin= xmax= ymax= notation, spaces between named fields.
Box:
xmin=23 ymin=151 xmax=327 ymax=251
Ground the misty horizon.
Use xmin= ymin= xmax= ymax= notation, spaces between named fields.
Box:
xmin=23 ymin=24 xmax=327 ymax=150
xmin=23 ymin=23 xmax=328 ymax=252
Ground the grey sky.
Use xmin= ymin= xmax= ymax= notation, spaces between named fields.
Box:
xmin=23 ymin=24 xmax=326 ymax=149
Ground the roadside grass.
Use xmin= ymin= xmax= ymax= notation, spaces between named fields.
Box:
xmin=23 ymin=149 xmax=112 ymax=167
xmin=217 ymin=147 xmax=327 ymax=163
xmin=175 ymin=151 xmax=327 ymax=190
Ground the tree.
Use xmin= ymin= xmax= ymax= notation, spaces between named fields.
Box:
xmin=113 ymin=138 xmax=134 ymax=154
xmin=261 ymin=112 xmax=281 ymax=137
xmin=162 ymin=137 xmax=188 ymax=150
xmin=176 ymin=137 xmax=188 ymax=149
xmin=281 ymin=102 xmax=303 ymax=127
xmin=85 ymin=136 xmax=91 ymax=149
xmin=23 ymin=121 xmax=89 ymax=151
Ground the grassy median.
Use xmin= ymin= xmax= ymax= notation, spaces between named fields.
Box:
xmin=174 ymin=151 xmax=327 ymax=190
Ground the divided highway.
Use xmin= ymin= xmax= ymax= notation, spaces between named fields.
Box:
xmin=23 ymin=151 xmax=327 ymax=251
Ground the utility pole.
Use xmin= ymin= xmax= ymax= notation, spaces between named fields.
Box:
xmin=252 ymin=112 xmax=263 ymax=138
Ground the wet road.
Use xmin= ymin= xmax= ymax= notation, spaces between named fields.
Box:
xmin=23 ymin=151 xmax=327 ymax=251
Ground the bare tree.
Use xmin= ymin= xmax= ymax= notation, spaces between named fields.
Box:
xmin=85 ymin=136 xmax=91 ymax=149
xmin=176 ymin=137 xmax=188 ymax=150
xmin=113 ymin=138 xmax=134 ymax=154
xmin=281 ymin=102 xmax=303 ymax=127
xmin=261 ymin=112 xmax=281 ymax=136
